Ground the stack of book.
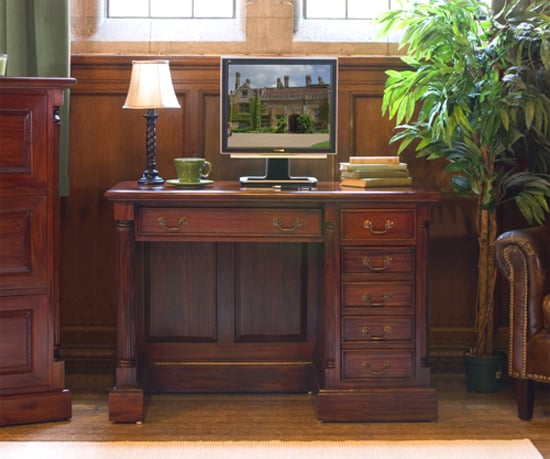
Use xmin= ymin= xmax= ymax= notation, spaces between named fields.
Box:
xmin=339 ymin=156 xmax=412 ymax=188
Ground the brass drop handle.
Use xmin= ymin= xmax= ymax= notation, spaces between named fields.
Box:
xmin=158 ymin=216 xmax=188 ymax=232
xmin=362 ymin=256 xmax=392 ymax=271
xmin=361 ymin=325 xmax=393 ymax=340
xmin=363 ymin=219 xmax=394 ymax=235
xmin=362 ymin=360 xmax=392 ymax=375
xmin=361 ymin=292 xmax=392 ymax=307
xmin=273 ymin=218 xmax=303 ymax=233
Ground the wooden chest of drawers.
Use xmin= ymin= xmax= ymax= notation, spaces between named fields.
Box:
xmin=0 ymin=78 xmax=75 ymax=426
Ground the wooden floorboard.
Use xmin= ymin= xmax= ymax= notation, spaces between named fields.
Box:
xmin=1 ymin=375 xmax=549 ymax=457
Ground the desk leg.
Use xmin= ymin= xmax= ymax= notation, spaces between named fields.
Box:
xmin=109 ymin=219 xmax=143 ymax=423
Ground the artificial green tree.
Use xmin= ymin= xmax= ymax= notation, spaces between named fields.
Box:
xmin=377 ymin=0 xmax=550 ymax=356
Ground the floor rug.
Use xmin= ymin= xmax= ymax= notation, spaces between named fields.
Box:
xmin=0 ymin=439 xmax=542 ymax=459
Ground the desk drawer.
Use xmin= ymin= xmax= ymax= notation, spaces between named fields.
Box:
xmin=342 ymin=317 xmax=412 ymax=342
xmin=342 ymin=282 xmax=413 ymax=310
xmin=341 ymin=209 xmax=415 ymax=241
xmin=342 ymin=248 xmax=414 ymax=276
xmin=137 ymin=207 xmax=322 ymax=238
xmin=342 ymin=350 xmax=413 ymax=380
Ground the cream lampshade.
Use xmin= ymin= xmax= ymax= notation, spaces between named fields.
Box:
xmin=123 ymin=60 xmax=180 ymax=185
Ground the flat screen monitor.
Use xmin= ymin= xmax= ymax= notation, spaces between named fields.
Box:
xmin=220 ymin=56 xmax=338 ymax=187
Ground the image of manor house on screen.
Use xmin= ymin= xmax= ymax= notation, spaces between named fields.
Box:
xmin=226 ymin=64 xmax=332 ymax=150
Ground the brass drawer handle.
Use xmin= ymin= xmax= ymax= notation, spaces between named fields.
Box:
xmin=363 ymin=219 xmax=394 ymax=235
xmin=362 ymin=256 xmax=393 ymax=271
xmin=361 ymin=325 xmax=393 ymax=340
xmin=273 ymin=218 xmax=303 ymax=233
xmin=361 ymin=292 xmax=392 ymax=307
xmin=158 ymin=216 xmax=188 ymax=232
xmin=362 ymin=360 xmax=392 ymax=375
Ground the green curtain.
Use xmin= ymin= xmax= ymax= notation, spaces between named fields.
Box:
xmin=0 ymin=0 xmax=71 ymax=196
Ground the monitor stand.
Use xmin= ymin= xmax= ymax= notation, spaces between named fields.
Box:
xmin=240 ymin=158 xmax=317 ymax=189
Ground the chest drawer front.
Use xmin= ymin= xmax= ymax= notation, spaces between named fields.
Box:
xmin=342 ymin=282 xmax=413 ymax=310
xmin=137 ymin=208 xmax=322 ymax=238
xmin=0 ymin=94 xmax=49 ymax=192
xmin=342 ymin=317 xmax=412 ymax=342
xmin=343 ymin=350 xmax=413 ymax=380
xmin=0 ymin=195 xmax=48 ymax=293
xmin=342 ymin=248 xmax=414 ymax=276
xmin=341 ymin=209 xmax=415 ymax=241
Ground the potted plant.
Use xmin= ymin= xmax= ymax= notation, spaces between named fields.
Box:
xmin=376 ymin=0 xmax=550 ymax=391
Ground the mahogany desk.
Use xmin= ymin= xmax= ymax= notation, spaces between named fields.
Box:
xmin=105 ymin=181 xmax=440 ymax=423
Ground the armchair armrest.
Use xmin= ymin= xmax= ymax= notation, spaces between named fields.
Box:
xmin=495 ymin=225 xmax=550 ymax=378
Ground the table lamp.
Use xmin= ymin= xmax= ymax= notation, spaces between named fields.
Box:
xmin=123 ymin=60 xmax=181 ymax=185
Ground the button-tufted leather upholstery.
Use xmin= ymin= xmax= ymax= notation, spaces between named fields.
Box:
xmin=495 ymin=225 xmax=550 ymax=420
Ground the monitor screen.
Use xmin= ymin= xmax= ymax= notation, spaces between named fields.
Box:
xmin=220 ymin=56 xmax=338 ymax=157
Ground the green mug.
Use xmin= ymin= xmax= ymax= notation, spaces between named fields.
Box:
xmin=174 ymin=157 xmax=212 ymax=183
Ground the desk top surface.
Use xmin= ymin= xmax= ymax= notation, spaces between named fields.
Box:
xmin=105 ymin=181 xmax=441 ymax=204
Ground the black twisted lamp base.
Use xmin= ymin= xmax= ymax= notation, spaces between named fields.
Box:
xmin=138 ymin=108 xmax=164 ymax=185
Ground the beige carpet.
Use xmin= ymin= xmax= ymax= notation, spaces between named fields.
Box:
xmin=0 ymin=439 xmax=542 ymax=459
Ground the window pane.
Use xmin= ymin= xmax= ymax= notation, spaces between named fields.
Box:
xmin=306 ymin=0 xmax=345 ymax=19
xmin=194 ymin=0 xmax=234 ymax=18
xmin=109 ymin=0 xmax=149 ymax=17
xmin=348 ymin=0 xmax=389 ymax=19
xmin=151 ymin=0 xmax=192 ymax=17
xmin=108 ymin=0 xmax=234 ymax=18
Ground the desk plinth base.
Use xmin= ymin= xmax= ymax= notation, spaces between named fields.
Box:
xmin=0 ymin=389 xmax=71 ymax=426
xmin=313 ymin=387 xmax=438 ymax=422
xmin=109 ymin=386 xmax=144 ymax=423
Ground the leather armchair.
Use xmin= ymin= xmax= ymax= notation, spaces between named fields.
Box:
xmin=495 ymin=225 xmax=550 ymax=420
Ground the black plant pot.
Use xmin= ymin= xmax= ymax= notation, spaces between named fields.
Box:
xmin=463 ymin=351 xmax=506 ymax=393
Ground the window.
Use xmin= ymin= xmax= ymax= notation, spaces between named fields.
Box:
xmin=304 ymin=0 xmax=392 ymax=19
xmin=77 ymin=0 xmax=402 ymax=47
xmin=296 ymin=0 xmax=402 ymax=43
xmin=87 ymin=0 xmax=243 ymax=44
xmin=108 ymin=0 xmax=235 ymax=18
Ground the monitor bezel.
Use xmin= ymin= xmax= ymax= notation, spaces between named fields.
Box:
xmin=220 ymin=56 xmax=338 ymax=157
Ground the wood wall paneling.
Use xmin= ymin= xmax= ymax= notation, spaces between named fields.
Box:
xmin=63 ymin=55 xmax=493 ymax=386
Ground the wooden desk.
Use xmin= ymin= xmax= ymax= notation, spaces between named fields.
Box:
xmin=105 ymin=181 xmax=439 ymax=422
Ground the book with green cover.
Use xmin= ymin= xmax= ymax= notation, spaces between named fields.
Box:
xmin=340 ymin=168 xmax=409 ymax=178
